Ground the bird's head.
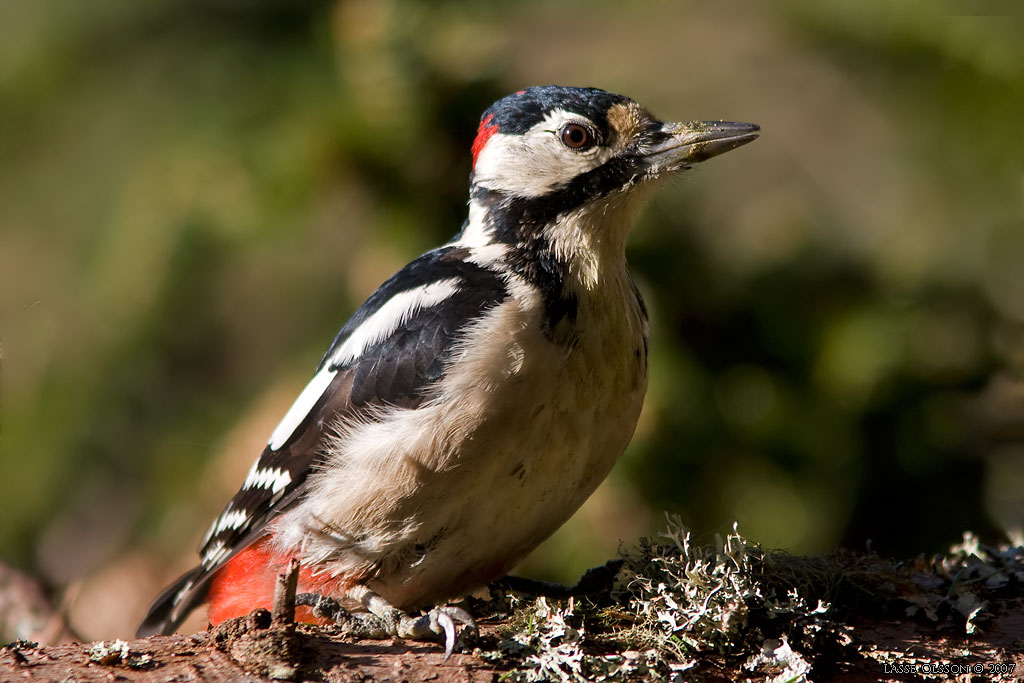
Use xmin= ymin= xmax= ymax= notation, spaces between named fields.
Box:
xmin=463 ymin=86 xmax=758 ymax=288
xmin=470 ymin=85 xmax=758 ymax=201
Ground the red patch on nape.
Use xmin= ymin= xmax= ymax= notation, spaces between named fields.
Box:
xmin=471 ymin=113 xmax=499 ymax=170
xmin=206 ymin=538 xmax=347 ymax=627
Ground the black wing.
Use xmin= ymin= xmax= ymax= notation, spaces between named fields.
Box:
xmin=138 ymin=244 xmax=510 ymax=636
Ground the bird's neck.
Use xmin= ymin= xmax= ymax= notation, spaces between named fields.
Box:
xmin=459 ymin=186 xmax=647 ymax=294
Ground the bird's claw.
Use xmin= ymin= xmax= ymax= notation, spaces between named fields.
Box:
xmin=398 ymin=605 xmax=477 ymax=660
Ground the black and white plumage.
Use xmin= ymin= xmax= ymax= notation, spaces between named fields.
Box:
xmin=138 ymin=86 xmax=758 ymax=641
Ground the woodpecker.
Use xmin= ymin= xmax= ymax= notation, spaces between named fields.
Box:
xmin=138 ymin=86 xmax=758 ymax=654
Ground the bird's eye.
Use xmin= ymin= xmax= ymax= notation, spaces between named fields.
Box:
xmin=560 ymin=123 xmax=593 ymax=150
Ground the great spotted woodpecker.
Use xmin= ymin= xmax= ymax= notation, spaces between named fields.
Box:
xmin=138 ymin=86 xmax=758 ymax=654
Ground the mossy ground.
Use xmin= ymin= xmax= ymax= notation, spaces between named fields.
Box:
xmin=471 ymin=517 xmax=1024 ymax=682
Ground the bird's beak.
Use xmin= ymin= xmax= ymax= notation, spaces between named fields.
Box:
xmin=644 ymin=120 xmax=759 ymax=170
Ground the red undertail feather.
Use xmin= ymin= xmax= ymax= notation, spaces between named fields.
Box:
xmin=206 ymin=538 xmax=345 ymax=626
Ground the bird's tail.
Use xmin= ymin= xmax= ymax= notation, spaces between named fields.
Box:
xmin=136 ymin=566 xmax=206 ymax=637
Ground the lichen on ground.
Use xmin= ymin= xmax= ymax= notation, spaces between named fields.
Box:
xmin=479 ymin=515 xmax=1024 ymax=682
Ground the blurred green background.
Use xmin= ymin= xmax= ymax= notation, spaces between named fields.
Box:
xmin=1 ymin=0 xmax=1022 ymax=639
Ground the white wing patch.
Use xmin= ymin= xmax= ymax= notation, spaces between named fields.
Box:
xmin=268 ymin=364 xmax=337 ymax=451
xmin=329 ymin=278 xmax=462 ymax=366
xmin=267 ymin=278 xmax=462 ymax=451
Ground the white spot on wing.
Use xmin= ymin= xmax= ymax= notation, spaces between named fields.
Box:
xmin=214 ymin=508 xmax=250 ymax=535
xmin=173 ymin=579 xmax=194 ymax=606
xmin=200 ymin=518 xmax=217 ymax=547
xmin=329 ymin=278 xmax=461 ymax=367
xmin=202 ymin=540 xmax=229 ymax=567
xmin=268 ymin=365 xmax=336 ymax=450
xmin=244 ymin=465 xmax=292 ymax=494
xmin=200 ymin=504 xmax=252 ymax=549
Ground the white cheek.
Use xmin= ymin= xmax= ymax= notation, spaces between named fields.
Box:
xmin=473 ymin=112 xmax=612 ymax=198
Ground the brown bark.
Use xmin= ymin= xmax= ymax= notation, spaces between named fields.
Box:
xmin=0 ymin=616 xmax=496 ymax=683
xmin=1 ymin=604 xmax=1022 ymax=682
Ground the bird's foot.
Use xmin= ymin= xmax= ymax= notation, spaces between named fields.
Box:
xmin=294 ymin=590 xmax=476 ymax=660
xmin=295 ymin=592 xmax=351 ymax=624
xmin=294 ymin=592 xmax=392 ymax=639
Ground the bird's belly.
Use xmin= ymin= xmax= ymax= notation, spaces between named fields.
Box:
xmin=375 ymin=296 xmax=647 ymax=607
xmin=389 ymin=371 xmax=645 ymax=608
